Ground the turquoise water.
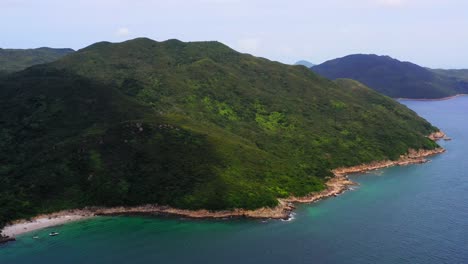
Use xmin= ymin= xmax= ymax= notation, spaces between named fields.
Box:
xmin=2 ymin=97 xmax=468 ymax=263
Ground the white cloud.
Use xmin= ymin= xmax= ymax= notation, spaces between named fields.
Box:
xmin=236 ymin=38 xmax=260 ymax=53
xmin=115 ymin=27 xmax=130 ymax=37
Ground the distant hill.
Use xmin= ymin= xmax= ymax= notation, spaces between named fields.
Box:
xmin=430 ymin=69 xmax=468 ymax=82
xmin=311 ymin=54 xmax=468 ymax=99
xmin=295 ymin=60 xmax=315 ymax=68
xmin=0 ymin=38 xmax=439 ymax=229
xmin=0 ymin=47 xmax=74 ymax=73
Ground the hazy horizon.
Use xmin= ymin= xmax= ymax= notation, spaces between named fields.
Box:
xmin=2 ymin=0 xmax=468 ymax=68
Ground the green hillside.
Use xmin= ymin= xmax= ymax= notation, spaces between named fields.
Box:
xmin=311 ymin=54 xmax=468 ymax=99
xmin=0 ymin=38 xmax=439 ymax=231
xmin=0 ymin=47 xmax=74 ymax=73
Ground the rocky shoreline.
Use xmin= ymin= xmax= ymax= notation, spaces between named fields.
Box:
xmin=1 ymin=133 xmax=447 ymax=241
xmin=93 ymin=143 xmax=446 ymax=220
xmin=279 ymin=147 xmax=445 ymax=216
xmin=0 ymin=236 xmax=16 ymax=245
xmin=428 ymin=131 xmax=452 ymax=141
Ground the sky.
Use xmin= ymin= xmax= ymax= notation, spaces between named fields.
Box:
xmin=1 ymin=0 xmax=468 ymax=68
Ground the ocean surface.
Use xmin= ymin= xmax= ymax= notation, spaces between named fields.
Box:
xmin=1 ymin=96 xmax=468 ymax=264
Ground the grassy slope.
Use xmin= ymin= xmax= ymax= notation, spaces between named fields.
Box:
xmin=0 ymin=47 xmax=74 ymax=73
xmin=311 ymin=54 xmax=468 ymax=99
xmin=0 ymin=38 xmax=439 ymax=230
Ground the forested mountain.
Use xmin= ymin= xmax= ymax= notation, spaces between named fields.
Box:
xmin=311 ymin=54 xmax=468 ymax=99
xmin=0 ymin=47 xmax=74 ymax=73
xmin=0 ymin=38 xmax=439 ymax=230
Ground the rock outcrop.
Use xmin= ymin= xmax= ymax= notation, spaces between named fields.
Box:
xmin=428 ymin=131 xmax=452 ymax=141
xmin=0 ymin=236 xmax=16 ymax=245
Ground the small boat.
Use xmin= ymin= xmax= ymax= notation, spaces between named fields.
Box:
xmin=32 ymin=236 xmax=39 ymax=239
xmin=49 ymin=232 xmax=60 ymax=236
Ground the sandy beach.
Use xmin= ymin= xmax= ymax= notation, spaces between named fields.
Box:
xmin=2 ymin=211 xmax=94 ymax=238
xmin=1 ymin=132 xmax=447 ymax=239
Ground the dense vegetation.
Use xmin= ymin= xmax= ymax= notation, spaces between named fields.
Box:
xmin=0 ymin=47 xmax=74 ymax=73
xmin=311 ymin=54 xmax=468 ymax=99
xmin=0 ymin=38 xmax=439 ymax=232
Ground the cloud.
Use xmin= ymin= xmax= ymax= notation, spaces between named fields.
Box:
xmin=115 ymin=27 xmax=130 ymax=37
xmin=236 ymin=38 xmax=260 ymax=53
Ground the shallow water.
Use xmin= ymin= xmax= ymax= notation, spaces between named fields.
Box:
xmin=1 ymin=96 xmax=468 ymax=264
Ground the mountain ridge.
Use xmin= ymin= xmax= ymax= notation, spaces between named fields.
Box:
xmin=0 ymin=47 xmax=74 ymax=73
xmin=311 ymin=54 xmax=468 ymax=99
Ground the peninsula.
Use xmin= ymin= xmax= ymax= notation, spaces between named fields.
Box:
xmin=0 ymin=38 xmax=443 ymax=239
